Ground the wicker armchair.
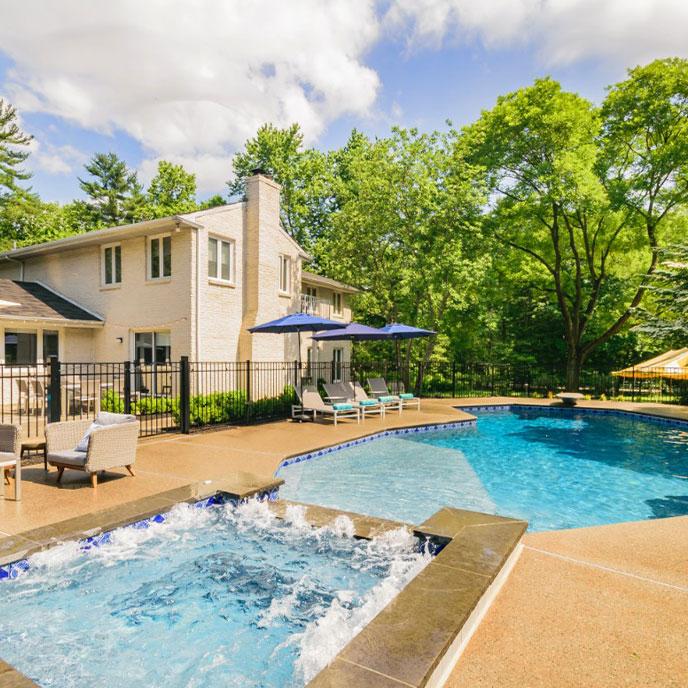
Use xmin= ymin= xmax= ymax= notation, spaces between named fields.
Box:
xmin=0 ymin=424 xmax=22 ymax=501
xmin=45 ymin=415 xmax=139 ymax=489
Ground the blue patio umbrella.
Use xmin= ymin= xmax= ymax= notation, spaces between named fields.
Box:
xmin=248 ymin=313 xmax=347 ymax=408
xmin=379 ymin=323 xmax=436 ymax=339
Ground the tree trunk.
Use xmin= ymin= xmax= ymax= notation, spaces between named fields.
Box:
xmin=565 ymin=348 xmax=584 ymax=392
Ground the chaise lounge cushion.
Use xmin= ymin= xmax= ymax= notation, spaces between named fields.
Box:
xmin=48 ymin=450 xmax=88 ymax=467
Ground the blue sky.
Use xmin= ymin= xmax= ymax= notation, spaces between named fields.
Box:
xmin=0 ymin=0 xmax=684 ymax=204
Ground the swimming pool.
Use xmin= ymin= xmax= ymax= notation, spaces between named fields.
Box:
xmin=279 ymin=407 xmax=688 ymax=531
xmin=0 ymin=499 xmax=429 ymax=687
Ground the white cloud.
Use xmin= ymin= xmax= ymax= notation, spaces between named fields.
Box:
xmin=0 ymin=0 xmax=381 ymax=192
xmin=385 ymin=0 xmax=688 ymax=67
xmin=31 ymin=142 xmax=87 ymax=175
xmin=3 ymin=0 xmax=688 ymax=194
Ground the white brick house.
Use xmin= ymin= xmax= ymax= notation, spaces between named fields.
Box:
xmin=0 ymin=172 xmax=357 ymax=367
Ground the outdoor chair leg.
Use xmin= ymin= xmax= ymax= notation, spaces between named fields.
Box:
xmin=56 ymin=467 xmax=64 ymax=483
xmin=90 ymin=473 xmax=98 ymax=489
xmin=125 ymin=465 xmax=135 ymax=477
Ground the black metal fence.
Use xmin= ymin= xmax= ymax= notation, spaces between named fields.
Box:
xmin=0 ymin=358 xmax=685 ymax=439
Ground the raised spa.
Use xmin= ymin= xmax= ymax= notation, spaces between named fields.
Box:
xmin=278 ymin=407 xmax=688 ymax=531
xmin=0 ymin=499 xmax=429 ymax=687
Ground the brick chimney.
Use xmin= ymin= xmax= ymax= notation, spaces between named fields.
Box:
xmin=238 ymin=171 xmax=283 ymax=360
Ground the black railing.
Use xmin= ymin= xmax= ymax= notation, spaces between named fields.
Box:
xmin=0 ymin=359 xmax=684 ymax=439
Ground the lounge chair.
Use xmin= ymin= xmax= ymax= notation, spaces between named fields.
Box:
xmin=293 ymin=386 xmax=360 ymax=426
xmin=46 ymin=412 xmax=139 ymax=489
xmin=367 ymin=377 xmax=421 ymax=411
xmin=324 ymin=382 xmax=385 ymax=420
xmin=0 ymin=424 xmax=21 ymax=501
xmin=350 ymin=381 xmax=398 ymax=415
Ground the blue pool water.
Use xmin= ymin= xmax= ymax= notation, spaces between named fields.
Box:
xmin=279 ymin=408 xmax=688 ymax=531
xmin=0 ymin=500 xmax=428 ymax=687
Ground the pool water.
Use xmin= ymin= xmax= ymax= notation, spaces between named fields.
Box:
xmin=279 ymin=408 xmax=688 ymax=531
xmin=0 ymin=500 xmax=429 ymax=687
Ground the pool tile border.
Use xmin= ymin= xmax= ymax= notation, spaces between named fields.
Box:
xmin=275 ymin=418 xmax=477 ymax=476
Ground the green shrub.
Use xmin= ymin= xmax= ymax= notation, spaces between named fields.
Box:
xmin=100 ymin=390 xmax=125 ymax=413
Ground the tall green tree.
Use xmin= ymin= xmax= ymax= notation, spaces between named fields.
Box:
xmin=317 ymin=127 xmax=487 ymax=377
xmin=137 ymin=160 xmax=198 ymax=219
xmin=78 ymin=152 xmax=143 ymax=227
xmin=461 ymin=59 xmax=688 ymax=389
xmin=0 ymin=99 xmax=32 ymax=200
xmin=228 ymin=123 xmax=330 ymax=247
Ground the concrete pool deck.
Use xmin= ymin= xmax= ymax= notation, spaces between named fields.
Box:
xmin=0 ymin=397 xmax=687 ymax=686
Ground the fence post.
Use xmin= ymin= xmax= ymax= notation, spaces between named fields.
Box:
xmin=245 ymin=359 xmax=252 ymax=403
xmin=48 ymin=356 xmax=61 ymax=422
xmin=294 ymin=359 xmax=299 ymax=390
xmin=123 ymin=361 xmax=132 ymax=414
xmin=631 ymin=366 xmax=636 ymax=403
xmin=179 ymin=356 xmax=190 ymax=434
xmin=451 ymin=360 xmax=456 ymax=398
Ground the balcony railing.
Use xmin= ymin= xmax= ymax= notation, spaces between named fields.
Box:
xmin=300 ymin=294 xmax=332 ymax=318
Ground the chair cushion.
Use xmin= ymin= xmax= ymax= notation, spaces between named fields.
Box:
xmin=399 ymin=393 xmax=415 ymax=399
xmin=75 ymin=422 xmax=99 ymax=452
xmin=76 ymin=413 xmax=138 ymax=451
xmin=333 ymin=403 xmax=353 ymax=411
xmin=359 ymin=400 xmax=378 ymax=406
xmin=379 ymin=395 xmax=396 ymax=403
xmin=96 ymin=412 xmax=137 ymax=426
xmin=48 ymin=450 xmax=88 ymax=467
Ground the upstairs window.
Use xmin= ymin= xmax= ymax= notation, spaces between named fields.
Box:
xmin=332 ymin=291 xmax=343 ymax=315
xmin=208 ymin=237 xmax=234 ymax=283
xmin=149 ymin=234 xmax=171 ymax=280
xmin=279 ymin=254 xmax=291 ymax=294
xmin=102 ymin=243 xmax=122 ymax=286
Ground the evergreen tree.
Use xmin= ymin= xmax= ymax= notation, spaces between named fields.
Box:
xmin=78 ymin=152 xmax=143 ymax=227
xmin=0 ymin=99 xmax=32 ymax=200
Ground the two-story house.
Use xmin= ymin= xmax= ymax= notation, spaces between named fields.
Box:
xmin=0 ymin=172 xmax=358 ymax=370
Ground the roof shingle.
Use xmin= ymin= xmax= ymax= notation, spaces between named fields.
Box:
xmin=0 ymin=280 xmax=102 ymax=323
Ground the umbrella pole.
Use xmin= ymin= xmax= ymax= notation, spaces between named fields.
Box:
xmin=298 ymin=329 xmax=303 ymax=415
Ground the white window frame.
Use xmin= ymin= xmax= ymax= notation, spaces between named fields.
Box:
xmin=101 ymin=242 xmax=122 ymax=287
xmin=279 ymin=254 xmax=291 ymax=295
xmin=208 ymin=236 xmax=235 ymax=284
xmin=332 ymin=291 xmax=343 ymax=316
xmin=147 ymin=233 xmax=172 ymax=281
